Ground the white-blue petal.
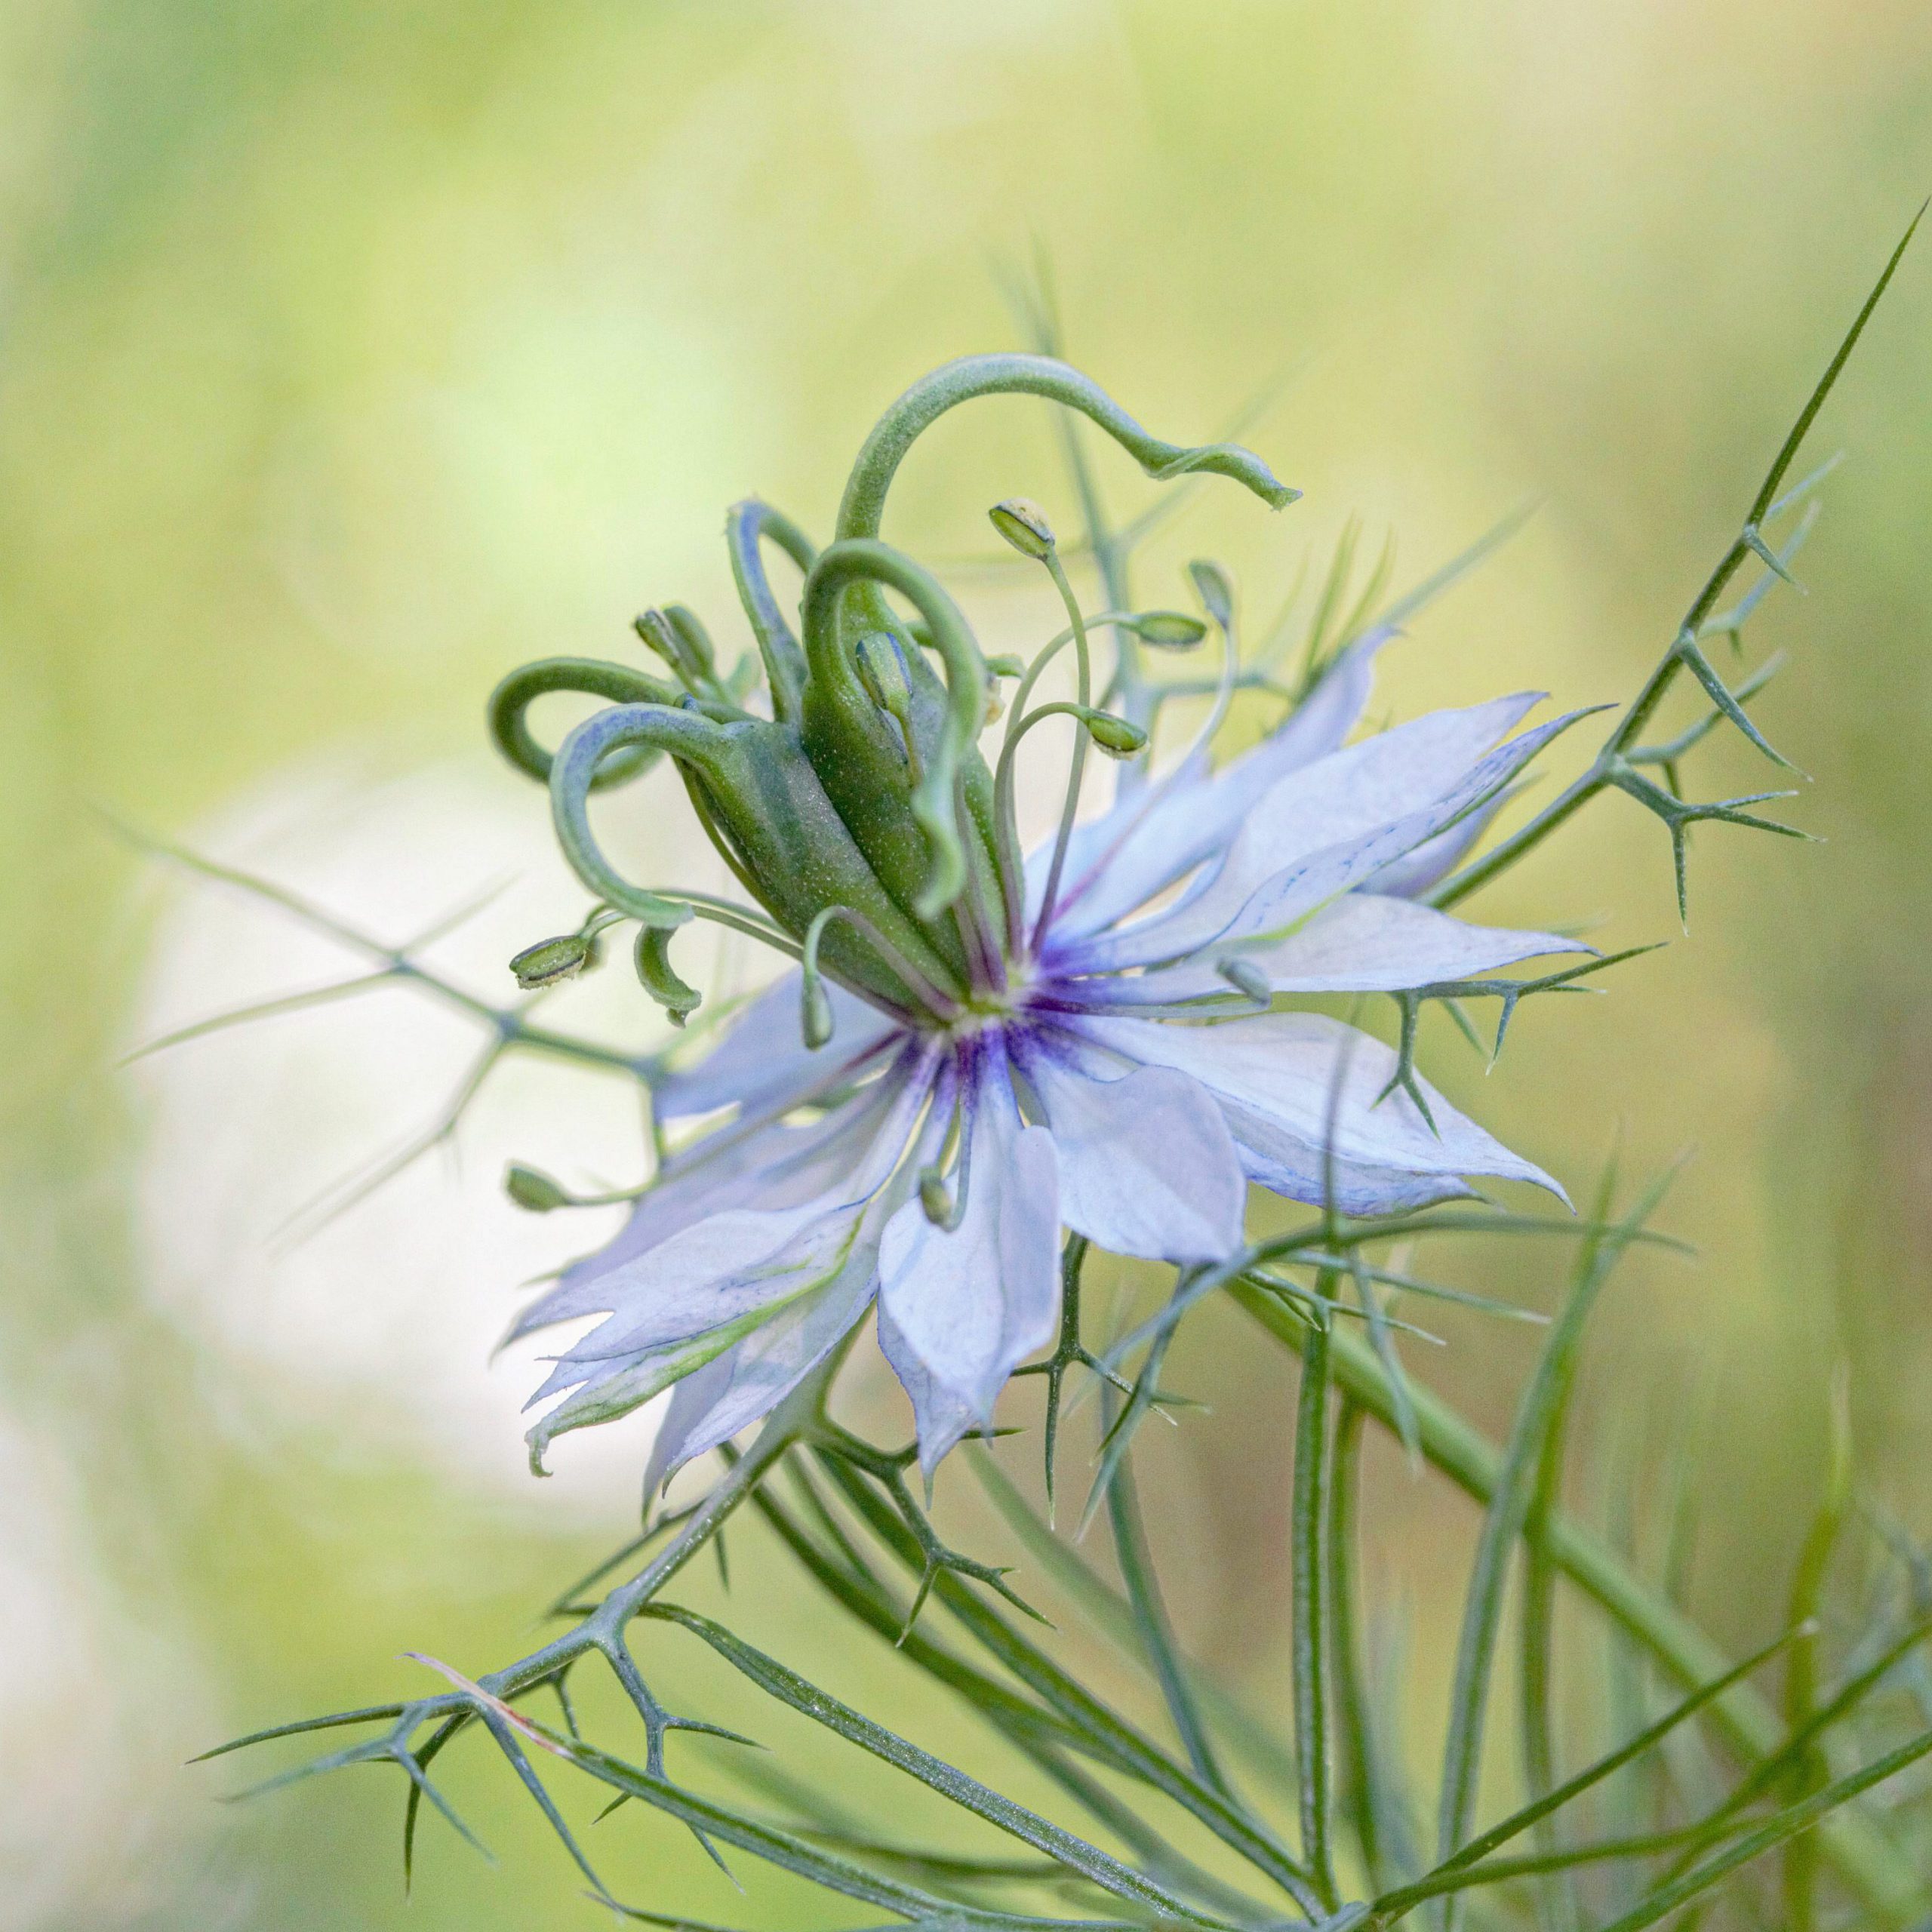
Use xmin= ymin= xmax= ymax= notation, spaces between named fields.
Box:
xmin=1371 ymin=785 xmax=1518 ymax=900
xmin=654 ymin=971 xmax=900 ymax=1123
xmin=1033 ymin=633 xmax=1391 ymax=943
xmin=878 ymin=1303 xmax=988 ymax=1476
xmin=518 ymin=1051 xmax=938 ymax=1466
xmin=505 ymin=1069 xmax=905 ymax=1346
xmin=1017 ymin=1044 xmax=1245 ymax=1263
xmin=878 ymin=1063 xmax=1060 ymax=1471
xmin=1063 ymin=701 xmax=1570 ymax=974
xmin=641 ymin=1237 xmax=884 ymax=1494
xmin=1072 ymin=1010 xmax=1564 ymax=1203
xmin=1081 ymin=895 xmax=1587 ymax=1003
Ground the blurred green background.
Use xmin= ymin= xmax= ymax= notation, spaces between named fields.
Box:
xmin=5 ymin=1 xmax=1932 ymax=1924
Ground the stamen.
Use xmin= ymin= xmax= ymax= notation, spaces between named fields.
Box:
xmin=948 ymin=768 xmax=1010 ymax=995
xmin=1217 ymin=955 xmax=1274 ymax=1006
xmin=991 ymin=700 xmax=1147 ymax=952
xmin=1010 ymin=611 xmax=1200 ymax=728
xmin=981 ymin=501 xmax=1108 ymax=955
xmin=799 ymin=906 xmax=963 ymax=1048
xmin=632 ymin=607 xmax=749 ymax=714
xmin=1047 ymin=567 xmax=1244 ymax=931
xmin=917 ymin=1082 xmax=972 ymax=1231
xmin=506 ymin=937 xmax=592 ymax=989
xmin=503 ymin=1163 xmax=647 ymax=1214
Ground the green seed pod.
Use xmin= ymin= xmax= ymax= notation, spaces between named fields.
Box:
xmin=800 ymin=539 xmax=1002 ymax=930
xmin=549 ymin=700 xmax=968 ymax=1011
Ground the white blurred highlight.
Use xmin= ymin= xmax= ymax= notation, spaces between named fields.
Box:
xmin=129 ymin=749 xmax=751 ymax=1515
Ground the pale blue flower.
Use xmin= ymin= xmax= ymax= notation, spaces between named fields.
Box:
xmin=512 ymin=636 xmax=1583 ymax=1478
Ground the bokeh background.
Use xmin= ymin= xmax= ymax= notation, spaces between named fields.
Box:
xmin=4 ymin=2 xmax=1931 ymax=1925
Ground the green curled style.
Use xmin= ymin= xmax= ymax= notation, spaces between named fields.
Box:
xmin=835 ymin=352 xmax=1300 ymax=548
xmin=726 ymin=500 xmax=817 ymax=724
xmin=489 ymin=657 xmax=691 ymax=791
xmin=548 ymin=704 xmax=741 ymax=929
xmin=801 ymin=538 xmax=989 ymax=920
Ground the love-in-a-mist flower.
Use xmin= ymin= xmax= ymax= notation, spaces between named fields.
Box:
xmin=492 ymin=355 xmax=1583 ymax=1480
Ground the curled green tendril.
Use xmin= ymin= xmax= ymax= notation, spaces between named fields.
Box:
xmin=488 ymin=658 xmax=689 ymax=791
xmin=547 ymin=705 xmax=737 ymax=928
xmin=634 ymin=925 xmax=702 ymax=1027
xmin=726 ymin=500 xmax=817 ymax=723
xmin=835 ymin=352 xmax=1300 ymax=547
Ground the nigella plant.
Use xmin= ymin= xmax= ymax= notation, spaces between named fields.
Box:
xmin=504 ymin=384 xmax=1586 ymax=1487
xmin=174 ymin=218 xmax=1932 ymax=1930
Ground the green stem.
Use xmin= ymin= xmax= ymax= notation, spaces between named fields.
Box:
xmin=1231 ymin=1284 xmax=1922 ymax=1924
xmin=1098 ymin=1383 xmax=1229 ymax=1798
xmin=1291 ymin=1307 xmax=1338 ymax=1909
xmin=1782 ymin=1369 xmax=1853 ymax=1932
xmin=1430 ymin=205 xmax=1922 ymax=912
xmin=1520 ymin=1351 xmax=1583 ymax=1932
xmin=814 ymin=1451 xmax=1326 ymax=1915
xmin=1331 ymin=1399 xmax=1399 ymax=1894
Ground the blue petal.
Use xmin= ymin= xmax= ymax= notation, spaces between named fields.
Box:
xmin=1063 ymin=700 xmax=1573 ymax=973
xmin=1033 ymin=632 xmax=1390 ymax=943
xmin=654 ymin=971 xmax=900 ymax=1123
xmin=1078 ymin=894 xmax=1587 ymax=1003
xmin=878 ymin=1055 xmax=1060 ymax=1474
xmin=1015 ymin=1038 xmax=1245 ymax=1262
xmin=1069 ymin=1011 xmax=1565 ymax=1206
xmin=504 ymin=1069 xmax=906 ymax=1348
